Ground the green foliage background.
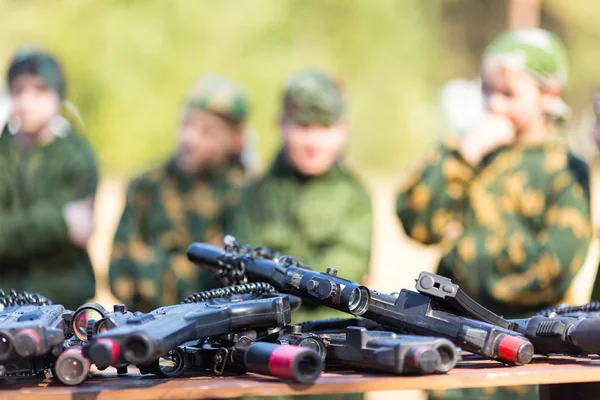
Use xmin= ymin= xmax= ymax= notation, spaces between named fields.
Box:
xmin=0 ymin=0 xmax=598 ymax=177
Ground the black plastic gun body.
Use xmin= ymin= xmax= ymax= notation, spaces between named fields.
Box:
xmin=186 ymin=240 xmax=533 ymax=365
xmin=0 ymin=304 xmax=65 ymax=362
xmin=182 ymin=331 xmax=323 ymax=383
xmin=415 ymin=271 xmax=600 ymax=356
xmin=271 ymin=323 xmax=460 ymax=375
xmin=84 ymin=288 xmax=293 ymax=368
xmin=0 ymin=291 xmax=78 ymax=383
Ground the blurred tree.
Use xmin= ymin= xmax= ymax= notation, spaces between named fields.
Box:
xmin=544 ymin=0 xmax=600 ymax=112
xmin=0 ymin=0 xmax=447 ymax=176
xmin=0 ymin=0 xmax=596 ymax=177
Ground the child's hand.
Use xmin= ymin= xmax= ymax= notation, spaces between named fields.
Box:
xmin=459 ymin=113 xmax=516 ymax=166
xmin=63 ymin=197 xmax=95 ymax=249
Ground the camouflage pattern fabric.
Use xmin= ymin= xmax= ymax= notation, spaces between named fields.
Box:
xmin=484 ymin=29 xmax=568 ymax=87
xmin=397 ymin=138 xmax=590 ymax=400
xmin=8 ymin=47 xmax=66 ymax=100
xmin=588 ymin=157 xmax=600 ymax=302
xmin=397 ymin=137 xmax=590 ymax=317
xmin=227 ymin=151 xmax=372 ymax=323
xmin=592 ymin=264 xmax=600 ymax=301
xmin=484 ymin=29 xmax=570 ymax=121
xmin=282 ymin=69 xmax=344 ymax=126
xmin=187 ymin=75 xmax=248 ymax=125
xmin=109 ymin=158 xmax=245 ymax=312
xmin=0 ymin=123 xmax=98 ymax=310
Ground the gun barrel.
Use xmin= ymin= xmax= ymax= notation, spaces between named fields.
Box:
xmin=0 ymin=331 xmax=14 ymax=361
xmin=54 ymin=348 xmax=90 ymax=386
xmin=187 ymin=243 xmax=224 ymax=272
xmin=187 ymin=241 xmax=533 ymax=365
xmin=123 ymin=333 xmax=155 ymax=365
xmin=495 ymin=333 xmax=533 ymax=365
xmin=433 ymin=340 xmax=459 ymax=372
xmin=244 ymin=342 xmax=323 ymax=384
xmin=87 ymin=295 xmax=292 ymax=367
xmin=187 ymin=242 xmax=366 ymax=313
xmin=325 ymin=328 xmax=460 ymax=375
xmin=86 ymin=311 xmax=188 ymax=366
xmin=136 ymin=348 xmax=187 ymax=378
xmin=568 ymin=318 xmax=600 ymax=354
xmin=13 ymin=329 xmax=40 ymax=357
xmin=510 ymin=316 xmax=600 ymax=356
xmin=86 ymin=338 xmax=121 ymax=369
xmin=404 ymin=346 xmax=441 ymax=374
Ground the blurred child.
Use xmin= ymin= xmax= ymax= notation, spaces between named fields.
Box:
xmin=109 ymin=75 xmax=249 ymax=312
xmin=228 ymin=68 xmax=373 ymax=322
xmin=1 ymin=47 xmax=99 ymax=309
xmin=587 ymin=91 xmax=600 ymax=301
xmin=396 ymin=29 xmax=590 ymax=400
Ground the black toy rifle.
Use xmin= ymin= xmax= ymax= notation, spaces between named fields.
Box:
xmin=415 ymin=272 xmax=600 ymax=356
xmin=0 ymin=283 xmax=302 ymax=386
xmin=0 ymin=290 xmax=83 ymax=384
xmin=179 ymin=330 xmax=323 ymax=383
xmin=265 ymin=320 xmax=460 ymax=375
xmin=83 ymin=283 xmax=297 ymax=372
xmin=0 ymin=304 xmax=64 ymax=362
xmin=50 ymin=301 xmax=141 ymax=385
xmin=186 ymin=237 xmax=534 ymax=365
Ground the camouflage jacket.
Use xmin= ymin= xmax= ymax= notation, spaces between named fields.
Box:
xmin=228 ymin=151 xmax=373 ymax=321
xmin=109 ymin=157 xmax=245 ymax=312
xmin=397 ymin=138 xmax=590 ymax=318
xmin=0 ymin=125 xmax=99 ymax=310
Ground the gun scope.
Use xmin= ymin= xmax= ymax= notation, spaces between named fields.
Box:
xmin=72 ymin=303 xmax=108 ymax=341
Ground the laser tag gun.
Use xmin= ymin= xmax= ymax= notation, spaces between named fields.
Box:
xmin=0 ymin=290 xmax=74 ymax=382
xmin=179 ymin=330 xmax=323 ymax=383
xmin=415 ymin=271 xmax=600 ymax=356
xmin=70 ymin=302 xmax=137 ymax=345
xmin=36 ymin=301 xmax=163 ymax=386
xmin=70 ymin=301 xmax=139 ymax=372
xmin=50 ymin=302 xmax=141 ymax=386
xmin=187 ymin=237 xmax=534 ymax=365
xmin=0 ymin=297 xmax=65 ymax=364
xmin=0 ymin=291 xmax=137 ymax=386
xmin=83 ymin=283 xmax=297 ymax=371
xmin=265 ymin=320 xmax=460 ymax=375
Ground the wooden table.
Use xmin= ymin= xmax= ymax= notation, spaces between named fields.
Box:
xmin=2 ymin=356 xmax=600 ymax=400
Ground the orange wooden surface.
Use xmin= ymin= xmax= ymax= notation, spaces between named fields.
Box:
xmin=2 ymin=356 xmax=600 ymax=400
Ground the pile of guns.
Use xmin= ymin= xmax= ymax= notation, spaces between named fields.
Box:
xmin=2 ymin=235 xmax=600 ymax=387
